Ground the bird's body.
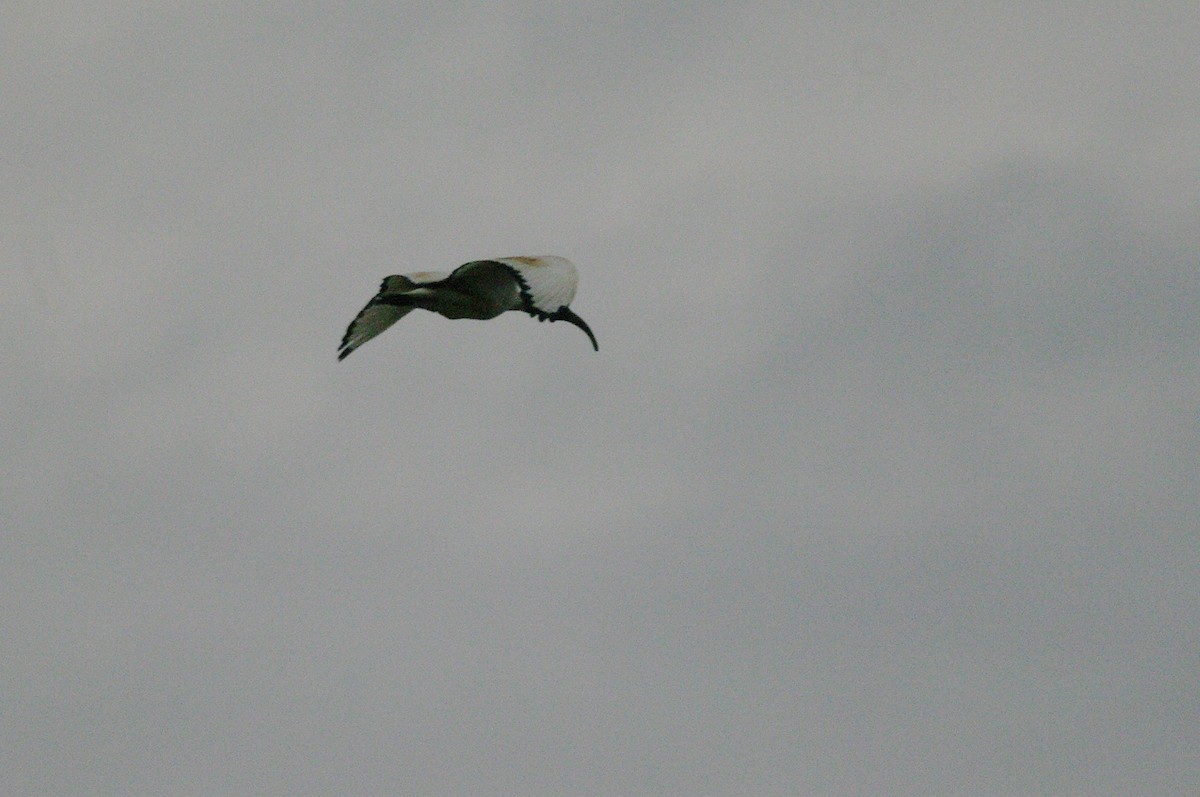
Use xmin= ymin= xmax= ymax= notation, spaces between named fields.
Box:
xmin=338 ymin=256 xmax=597 ymax=360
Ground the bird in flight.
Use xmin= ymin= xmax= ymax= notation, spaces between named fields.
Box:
xmin=338 ymin=256 xmax=597 ymax=360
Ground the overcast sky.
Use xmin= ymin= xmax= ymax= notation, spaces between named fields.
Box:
xmin=2 ymin=3 xmax=1198 ymax=796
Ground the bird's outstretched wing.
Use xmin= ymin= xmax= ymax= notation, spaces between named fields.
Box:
xmin=492 ymin=256 xmax=579 ymax=317
xmin=337 ymin=272 xmax=445 ymax=360
xmin=493 ymin=257 xmax=597 ymax=350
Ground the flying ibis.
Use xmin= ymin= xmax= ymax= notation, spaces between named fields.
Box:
xmin=338 ymin=256 xmax=598 ymax=360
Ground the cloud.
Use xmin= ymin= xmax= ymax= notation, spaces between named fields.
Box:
xmin=2 ymin=4 xmax=1198 ymax=796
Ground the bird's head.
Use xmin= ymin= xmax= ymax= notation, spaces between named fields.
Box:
xmin=551 ymin=306 xmax=599 ymax=351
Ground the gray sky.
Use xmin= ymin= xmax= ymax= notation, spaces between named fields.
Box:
xmin=3 ymin=3 xmax=1198 ymax=796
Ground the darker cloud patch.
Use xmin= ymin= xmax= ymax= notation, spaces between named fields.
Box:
xmin=833 ymin=162 xmax=1197 ymax=367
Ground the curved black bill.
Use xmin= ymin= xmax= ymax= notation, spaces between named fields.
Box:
xmin=554 ymin=306 xmax=599 ymax=351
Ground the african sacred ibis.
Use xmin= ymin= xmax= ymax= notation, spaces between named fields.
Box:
xmin=338 ymin=256 xmax=597 ymax=360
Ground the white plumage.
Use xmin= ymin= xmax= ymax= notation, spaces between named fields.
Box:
xmin=338 ymin=256 xmax=597 ymax=360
